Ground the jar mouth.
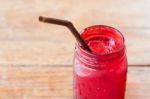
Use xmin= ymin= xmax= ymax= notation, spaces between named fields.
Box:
xmin=75 ymin=25 xmax=126 ymax=69
xmin=77 ymin=25 xmax=125 ymax=57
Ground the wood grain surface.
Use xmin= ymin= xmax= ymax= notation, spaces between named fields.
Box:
xmin=0 ymin=66 xmax=149 ymax=99
xmin=0 ymin=0 xmax=150 ymax=65
xmin=0 ymin=1 xmax=149 ymax=99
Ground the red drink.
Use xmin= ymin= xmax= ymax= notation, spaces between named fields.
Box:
xmin=74 ymin=25 xmax=127 ymax=99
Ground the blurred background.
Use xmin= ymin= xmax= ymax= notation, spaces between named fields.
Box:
xmin=0 ymin=0 xmax=150 ymax=99
xmin=0 ymin=0 xmax=149 ymax=65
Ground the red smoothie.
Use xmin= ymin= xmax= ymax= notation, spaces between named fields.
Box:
xmin=74 ymin=25 xmax=127 ymax=99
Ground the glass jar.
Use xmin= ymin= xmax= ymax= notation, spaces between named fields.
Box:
xmin=73 ymin=25 xmax=128 ymax=99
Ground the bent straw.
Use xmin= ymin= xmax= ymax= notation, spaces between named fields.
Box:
xmin=39 ymin=16 xmax=91 ymax=52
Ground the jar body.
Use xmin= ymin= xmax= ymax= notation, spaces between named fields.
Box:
xmin=73 ymin=25 xmax=128 ymax=99
xmin=74 ymin=52 xmax=127 ymax=99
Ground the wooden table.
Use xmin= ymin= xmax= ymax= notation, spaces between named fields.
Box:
xmin=0 ymin=0 xmax=150 ymax=99
xmin=0 ymin=65 xmax=149 ymax=99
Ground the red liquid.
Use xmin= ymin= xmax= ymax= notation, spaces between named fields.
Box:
xmin=74 ymin=25 xmax=127 ymax=99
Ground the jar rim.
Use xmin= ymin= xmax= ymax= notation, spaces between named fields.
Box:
xmin=77 ymin=25 xmax=125 ymax=57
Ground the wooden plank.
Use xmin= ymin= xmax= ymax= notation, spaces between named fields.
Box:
xmin=0 ymin=0 xmax=150 ymax=65
xmin=0 ymin=29 xmax=149 ymax=65
xmin=0 ymin=66 xmax=72 ymax=99
xmin=0 ymin=66 xmax=149 ymax=99
xmin=0 ymin=0 xmax=150 ymax=28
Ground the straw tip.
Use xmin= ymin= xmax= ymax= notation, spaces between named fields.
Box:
xmin=39 ymin=16 xmax=44 ymax=21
